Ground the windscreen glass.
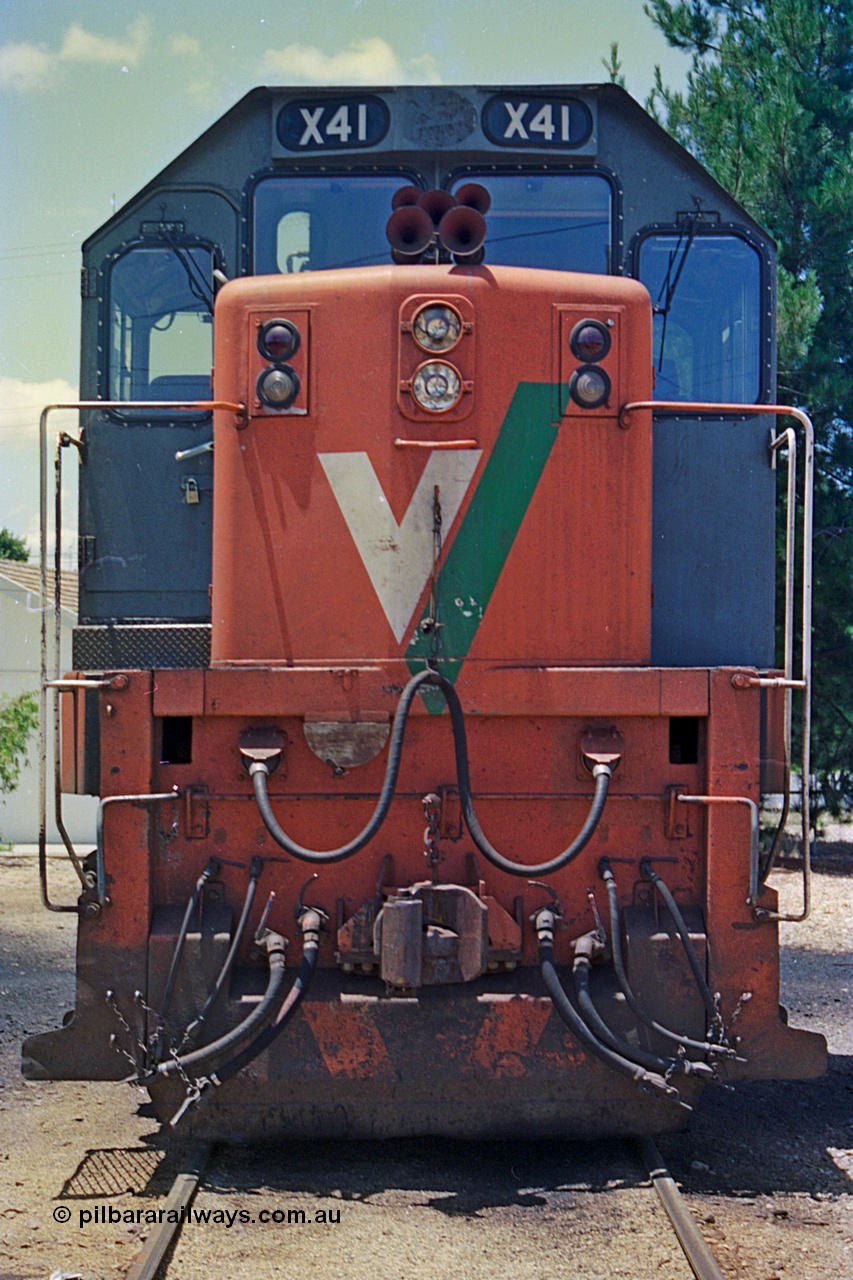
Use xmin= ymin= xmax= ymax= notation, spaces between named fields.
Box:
xmin=638 ymin=233 xmax=763 ymax=403
xmin=253 ymin=175 xmax=413 ymax=273
xmin=451 ymin=173 xmax=612 ymax=273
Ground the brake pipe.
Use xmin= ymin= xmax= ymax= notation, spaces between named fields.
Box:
xmin=179 ymin=857 xmax=264 ymax=1048
xmin=533 ymin=909 xmax=687 ymax=1108
xmin=245 ymin=668 xmax=435 ymax=863
xmin=639 ymin=861 xmax=723 ymax=1039
xmin=428 ymin=671 xmax=612 ymax=878
xmin=153 ymin=858 xmax=221 ymax=1054
xmin=247 ymin=666 xmax=612 ymax=875
xmin=169 ymin=906 xmax=323 ymax=1125
xmin=150 ymin=927 xmax=288 ymax=1081
xmin=571 ymin=933 xmax=715 ymax=1080
xmin=599 ymin=861 xmax=737 ymax=1060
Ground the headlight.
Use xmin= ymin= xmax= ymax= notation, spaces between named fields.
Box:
xmin=412 ymin=303 xmax=462 ymax=353
xmin=411 ymin=361 xmax=462 ymax=412
xmin=570 ymin=319 xmax=610 ymax=362
xmin=570 ymin=365 xmax=611 ymax=409
xmin=257 ymin=364 xmax=300 ymax=410
xmin=258 ymin=319 xmax=300 ymax=362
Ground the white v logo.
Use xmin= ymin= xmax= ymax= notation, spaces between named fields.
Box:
xmin=319 ymin=450 xmax=482 ymax=643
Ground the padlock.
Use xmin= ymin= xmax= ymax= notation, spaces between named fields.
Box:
xmin=182 ymin=477 xmax=200 ymax=505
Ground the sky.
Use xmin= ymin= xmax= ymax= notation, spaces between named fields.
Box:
xmin=0 ymin=1 xmax=691 ymax=560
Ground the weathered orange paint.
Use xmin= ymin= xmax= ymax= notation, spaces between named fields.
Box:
xmin=210 ymin=265 xmax=652 ymax=668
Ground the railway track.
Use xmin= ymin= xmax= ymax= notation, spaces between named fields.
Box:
xmin=120 ymin=1137 xmax=728 ymax=1280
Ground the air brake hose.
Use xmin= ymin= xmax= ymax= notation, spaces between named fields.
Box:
xmin=180 ymin=857 xmax=263 ymax=1048
xmin=534 ymin=913 xmax=686 ymax=1108
xmin=153 ymin=857 xmax=221 ymax=1056
xmin=197 ymin=908 xmax=322 ymax=1090
xmin=427 ymin=670 xmax=612 ymax=878
xmin=571 ymin=939 xmax=714 ymax=1080
xmin=599 ymin=861 xmax=737 ymax=1059
xmin=148 ymin=928 xmax=288 ymax=1080
xmin=639 ymin=861 xmax=724 ymax=1041
xmin=248 ymin=668 xmax=435 ymax=863
xmin=248 ymin=666 xmax=611 ymax=876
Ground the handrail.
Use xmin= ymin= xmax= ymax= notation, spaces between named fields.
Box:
xmin=620 ymin=401 xmax=814 ymax=923
xmin=37 ymin=400 xmax=244 ymax=912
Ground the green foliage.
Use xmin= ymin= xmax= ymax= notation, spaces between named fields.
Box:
xmin=0 ymin=527 xmax=29 ymax=562
xmin=602 ymin=42 xmax=627 ymax=88
xmin=645 ymin=0 xmax=853 ymax=808
xmin=0 ymin=691 xmax=39 ymax=795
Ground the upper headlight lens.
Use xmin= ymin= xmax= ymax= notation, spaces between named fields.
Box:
xmin=257 ymin=364 xmax=300 ymax=409
xmin=412 ymin=361 xmax=462 ymax=412
xmin=570 ymin=365 xmax=611 ymax=409
xmin=412 ymin=304 xmax=462 ymax=353
xmin=258 ymin=319 xmax=300 ymax=362
xmin=570 ymin=319 xmax=610 ymax=363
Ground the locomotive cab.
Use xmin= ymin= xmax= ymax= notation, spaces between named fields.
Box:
xmin=24 ymin=85 xmax=825 ymax=1140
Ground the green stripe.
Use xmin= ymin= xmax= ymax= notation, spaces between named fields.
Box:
xmin=407 ymin=382 xmax=559 ymax=703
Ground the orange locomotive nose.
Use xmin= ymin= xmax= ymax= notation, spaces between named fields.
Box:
xmin=210 ymin=264 xmax=653 ymax=670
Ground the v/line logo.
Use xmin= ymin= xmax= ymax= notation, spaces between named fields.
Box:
xmin=320 ymin=384 xmax=558 ymax=680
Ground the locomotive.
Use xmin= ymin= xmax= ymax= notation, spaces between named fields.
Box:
xmin=24 ymin=84 xmax=824 ymax=1139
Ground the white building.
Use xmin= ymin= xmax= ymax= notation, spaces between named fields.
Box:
xmin=0 ymin=557 xmax=98 ymax=844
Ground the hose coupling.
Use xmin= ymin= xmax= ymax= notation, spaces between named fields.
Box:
xmin=532 ymin=906 xmax=558 ymax=945
xmin=297 ymin=905 xmax=328 ymax=949
xmin=572 ymin=930 xmax=608 ymax=964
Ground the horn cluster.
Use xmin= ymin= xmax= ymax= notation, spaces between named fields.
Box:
xmin=386 ymin=183 xmax=490 ymax=265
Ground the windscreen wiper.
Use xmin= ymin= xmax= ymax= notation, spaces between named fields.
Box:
xmin=653 ymin=213 xmax=700 ymax=373
xmin=157 ymin=227 xmax=215 ymax=314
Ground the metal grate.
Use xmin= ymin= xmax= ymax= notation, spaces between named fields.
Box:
xmin=72 ymin=624 xmax=211 ymax=670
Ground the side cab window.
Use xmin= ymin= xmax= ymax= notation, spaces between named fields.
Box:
xmin=634 ymin=228 xmax=766 ymax=404
xmin=108 ymin=241 xmax=215 ymax=406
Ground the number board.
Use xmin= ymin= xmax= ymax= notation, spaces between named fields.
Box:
xmin=276 ymin=97 xmax=390 ymax=151
xmin=481 ymin=95 xmax=594 ymax=149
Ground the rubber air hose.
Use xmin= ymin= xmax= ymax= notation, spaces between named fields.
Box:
xmin=149 ymin=930 xmax=288 ymax=1080
xmin=180 ymin=856 xmax=263 ymax=1047
xmin=426 ymin=670 xmax=612 ymax=877
xmin=248 ymin=668 xmax=434 ymax=863
xmin=599 ymin=861 xmax=736 ymax=1059
xmin=572 ymin=941 xmax=714 ymax=1079
xmin=537 ymin=933 xmax=684 ymax=1105
xmin=200 ymin=909 xmax=321 ymax=1088
xmin=639 ymin=861 xmax=723 ymax=1038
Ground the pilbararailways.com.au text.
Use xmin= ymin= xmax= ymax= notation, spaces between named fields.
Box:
xmin=62 ymin=1205 xmax=341 ymax=1229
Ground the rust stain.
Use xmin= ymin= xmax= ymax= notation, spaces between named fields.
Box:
xmin=471 ymin=996 xmax=552 ymax=1077
xmin=303 ymin=1002 xmax=396 ymax=1079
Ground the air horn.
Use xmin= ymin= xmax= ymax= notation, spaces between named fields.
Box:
xmin=385 ymin=184 xmax=490 ymax=264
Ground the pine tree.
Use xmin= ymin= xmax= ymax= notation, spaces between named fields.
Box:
xmin=646 ymin=0 xmax=853 ymax=809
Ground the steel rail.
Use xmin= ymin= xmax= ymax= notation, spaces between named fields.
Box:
xmin=638 ymin=1138 xmax=727 ymax=1280
xmin=123 ymin=1143 xmax=211 ymax=1280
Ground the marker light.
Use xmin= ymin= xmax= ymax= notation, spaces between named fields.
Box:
xmin=412 ymin=303 xmax=462 ymax=353
xmin=570 ymin=365 xmax=611 ymax=409
xmin=258 ymin=319 xmax=300 ymax=362
xmin=570 ymin=319 xmax=610 ymax=362
xmin=412 ymin=361 xmax=462 ymax=412
xmin=257 ymin=364 xmax=300 ymax=410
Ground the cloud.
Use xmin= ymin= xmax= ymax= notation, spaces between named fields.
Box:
xmin=169 ymin=34 xmax=202 ymax=59
xmin=0 ymin=17 xmax=151 ymax=92
xmin=258 ymin=37 xmax=442 ymax=87
xmin=0 ymin=378 xmax=80 ymax=561
xmin=0 ymin=43 xmax=55 ymax=93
